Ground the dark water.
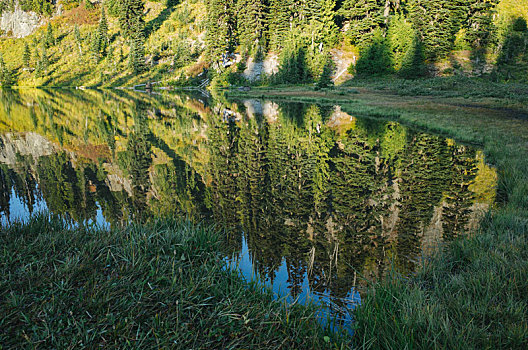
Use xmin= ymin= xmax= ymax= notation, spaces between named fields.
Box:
xmin=0 ymin=89 xmax=496 ymax=324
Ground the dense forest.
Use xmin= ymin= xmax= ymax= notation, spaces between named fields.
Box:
xmin=0 ymin=0 xmax=527 ymax=87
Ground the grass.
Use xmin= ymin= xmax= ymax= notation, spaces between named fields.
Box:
xmin=342 ymin=83 xmax=528 ymax=349
xmin=228 ymin=79 xmax=528 ymax=349
xmin=0 ymin=215 xmax=350 ymax=349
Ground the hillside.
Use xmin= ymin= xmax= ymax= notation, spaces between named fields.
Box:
xmin=0 ymin=0 xmax=527 ymax=87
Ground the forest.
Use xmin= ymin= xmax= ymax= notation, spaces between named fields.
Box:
xmin=0 ymin=0 xmax=526 ymax=87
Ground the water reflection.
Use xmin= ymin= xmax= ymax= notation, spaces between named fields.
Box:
xmin=0 ymin=89 xmax=497 ymax=319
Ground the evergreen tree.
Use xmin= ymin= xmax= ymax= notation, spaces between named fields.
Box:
xmin=409 ymin=0 xmax=470 ymax=59
xmin=318 ymin=0 xmax=339 ymax=46
xmin=23 ymin=42 xmax=31 ymax=68
xmin=339 ymin=0 xmax=385 ymax=46
xmin=128 ymin=17 xmax=146 ymax=74
xmin=40 ymin=42 xmax=49 ymax=74
xmin=98 ymin=6 xmax=109 ymax=56
xmin=398 ymin=34 xmax=427 ymax=79
xmin=205 ymin=0 xmax=237 ymax=60
xmin=387 ymin=13 xmax=414 ymax=71
xmin=268 ymin=0 xmax=294 ymax=51
xmin=45 ymin=22 xmax=55 ymax=47
xmin=465 ymin=0 xmax=499 ymax=49
xmin=90 ymin=31 xmax=101 ymax=62
xmin=353 ymin=30 xmax=393 ymax=77
xmin=0 ymin=54 xmax=14 ymax=87
xmin=118 ymin=0 xmax=145 ymax=39
xmin=316 ymin=54 xmax=334 ymax=88
xmin=74 ymin=24 xmax=83 ymax=59
xmin=236 ymin=0 xmax=267 ymax=55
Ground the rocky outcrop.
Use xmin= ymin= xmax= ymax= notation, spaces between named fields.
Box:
xmin=0 ymin=133 xmax=56 ymax=165
xmin=1 ymin=4 xmax=40 ymax=38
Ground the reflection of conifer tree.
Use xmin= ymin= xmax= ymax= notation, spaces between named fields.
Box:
xmin=10 ymin=155 xmax=38 ymax=215
xmin=394 ymin=133 xmax=452 ymax=272
xmin=206 ymin=116 xmax=242 ymax=255
xmin=126 ymin=110 xmax=153 ymax=222
xmin=442 ymin=145 xmax=478 ymax=240
xmin=0 ymin=164 xmax=12 ymax=219
xmin=151 ymin=159 xmax=207 ymax=218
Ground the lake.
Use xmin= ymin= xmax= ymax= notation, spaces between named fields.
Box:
xmin=0 ymin=88 xmax=497 ymax=324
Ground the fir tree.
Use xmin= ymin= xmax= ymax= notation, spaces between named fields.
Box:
xmin=236 ymin=0 xmax=267 ymax=55
xmin=339 ymin=0 xmax=385 ymax=46
xmin=23 ymin=42 xmax=31 ymax=68
xmin=45 ymin=22 xmax=55 ymax=47
xmin=387 ymin=13 xmax=415 ymax=71
xmin=316 ymin=54 xmax=334 ymax=88
xmin=409 ymin=0 xmax=470 ymax=59
xmin=465 ymin=0 xmax=499 ymax=49
xmin=74 ymin=24 xmax=83 ymax=59
xmin=205 ymin=0 xmax=237 ymax=60
xmin=398 ymin=34 xmax=427 ymax=79
xmin=41 ymin=42 xmax=49 ymax=74
xmin=128 ymin=17 xmax=145 ymax=74
xmin=118 ymin=0 xmax=145 ymax=39
xmin=98 ymin=6 xmax=109 ymax=56
xmin=0 ymin=54 xmax=14 ymax=87
xmin=267 ymin=0 xmax=294 ymax=51
xmin=353 ymin=30 xmax=393 ymax=77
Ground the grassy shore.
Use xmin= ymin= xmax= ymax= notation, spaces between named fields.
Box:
xmin=229 ymin=78 xmax=528 ymax=349
xmin=0 ymin=215 xmax=350 ymax=349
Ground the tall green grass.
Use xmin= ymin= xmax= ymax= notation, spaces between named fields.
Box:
xmin=0 ymin=215 xmax=350 ymax=349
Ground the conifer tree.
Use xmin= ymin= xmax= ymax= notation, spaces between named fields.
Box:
xmin=128 ymin=17 xmax=145 ymax=74
xmin=41 ymin=42 xmax=49 ymax=73
xmin=45 ymin=22 xmax=55 ymax=47
xmin=354 ymin=30 xmax=393 ymax=76
xmin=74 ymin=24 xmax=83 ymax=59
xmin=409 ymin=0 xmax=470 ymax=59
xmin=23 ymin=42 xmax=31 ymax=68
xmin=205 ymin=0 xmax=237 ymax=60
xmin=398 ymin=34 xmax=427 ymax=79
xmin=236 ymin=0 xmax=267 ymax=55
xmin=118 ymin=0 xmax=145 ymax=39
xmin=268 ymin=0 xmax=294 ymax=51
xmin=339 ymin=0 xmax=385 ymax=46
xmin=466 ymin=0 xmax=499 ymax=49
xmin=98 ymin=6 xmax=109 ymax=56
xmin=316 ymin=54 xmax=334 ymax=88
xmin=0 ymin=54 xmax=14 ymax=87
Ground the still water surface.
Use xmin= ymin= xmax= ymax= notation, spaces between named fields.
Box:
xmin=0 ymin=89 xmax=497 ymax=324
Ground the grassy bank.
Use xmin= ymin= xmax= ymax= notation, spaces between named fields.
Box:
xmin=229 ymin=81 xmax=528 ymax=349
xmin=0 ymin=215 xmax=350 ymax=349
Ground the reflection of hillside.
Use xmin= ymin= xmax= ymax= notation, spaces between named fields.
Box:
xmin=0 ymin=91 xmax=497 ymax=302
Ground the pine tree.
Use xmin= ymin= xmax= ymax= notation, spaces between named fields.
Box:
xmin=74 ymin=24 xmax=83 ymax=59
xmin=387 ymin=13 xmax=415 ymax=70
xmin=316 ymin=54 xmax=334 ymax=88
xmin=339 ymin=0 xmax=385 ymax=46
xmin=236 ymin=0 xmax=267 ymax=55
xmin=205 ymin=0 xmax=237 ymax=60
xmin=409 ymin=0 xmax=471 ymax=59
xmin=267 ymin=0 xmax=294 ymax=51
xmin=45 ymin=22 xmax=55 ymax=47
xmin=354 ymin=30 xmax=393 ymax=76
xmin=398 ymin=34 xmax=427 ymax=79
xmin=0 ymin=54 xmax=14 ymax=87
xmin=90 ymin=31 xmax=101 ymax=62
xmin=465 ymin=0 xmax=499 ymax=49
xmin=41 ymin=42 xmax=49 ymax=73
xmin=128 ymin=17 xmax=145 ymax=74
xmin=23 ymin=42 xmax=31 ymax=68
xmin=118 ymin=0 xmax=145 ymax=39
xmin=98 ymin=6 xmax=109 ymax=56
